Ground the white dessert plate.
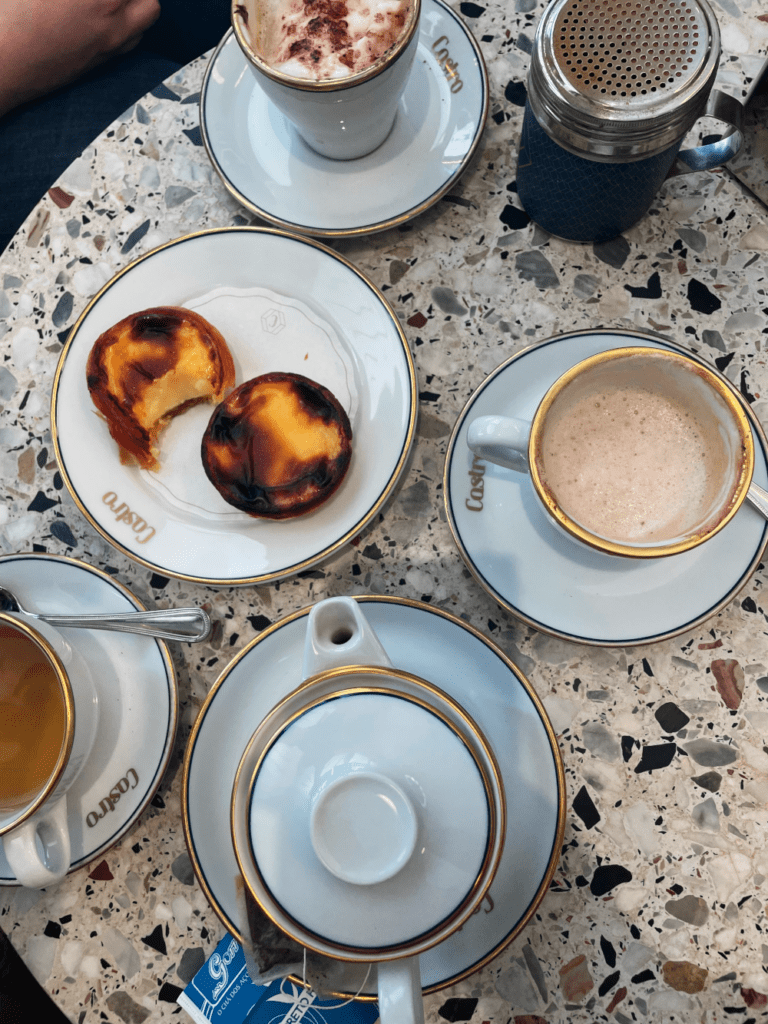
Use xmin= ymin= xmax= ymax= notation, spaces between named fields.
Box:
xmin=52 ymin=227 xmax=416 ymax=585
xmin=444 ymin=330 xmax=768 ymax=647
xmin=0 ymin=554 xmax=177 ymax=883
xmin=199 ymin=0 xmax=489 ymax=237
xmin=183 ymin=596 xmax=565 ymax=994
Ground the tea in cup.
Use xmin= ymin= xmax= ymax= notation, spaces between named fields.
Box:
xmin=0 ymin=613 xmax=98 ymax=887
xmin=231 ymin=597 xmax=505 ymax=1024
xmin=231 ymin=0 xmax=421 ymax=159
xmin=467 ymin=347 xmax=754 ymax=558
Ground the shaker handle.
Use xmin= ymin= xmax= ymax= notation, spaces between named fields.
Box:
xmin=674 ymin=89 xmax=744 ymax=172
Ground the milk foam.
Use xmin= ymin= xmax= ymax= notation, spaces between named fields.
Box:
xmin=540 ymin=383 xmax=721 ymax=543
xmin=243 ymin=0 xmax=411 ymax=79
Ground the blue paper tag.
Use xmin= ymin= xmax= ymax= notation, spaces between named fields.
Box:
xmin=178 ymin=935 xmax=380 ymax=1024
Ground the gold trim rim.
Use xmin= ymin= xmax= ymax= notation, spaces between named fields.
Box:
xmin=443 ymin=328 xmax=768 ymax=648
xmin=181 ymin=595 xmax=565 ymax=995
xmin=0 ymin=611 xmax=75 ymax=836
xmin=49 ymin=226 xmax=417 ymax=586
xmin=230 ymin=666 xmax=504 ymax=960
xmin=199 ymin=4 xmax=490 ymax=239
xmin=0 ymin=552 xmax=178 ymax=873
xmin=231 ymin=0 xmax=422 ymax=93
xmin=528 ymin=345 xmax=755 ymax=559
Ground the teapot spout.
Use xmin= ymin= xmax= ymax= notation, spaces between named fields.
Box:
xmin=302 ymin=597 xmax=392 ymax=679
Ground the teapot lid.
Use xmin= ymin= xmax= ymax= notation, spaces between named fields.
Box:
xmin=232 ymin=666 xmax=505 ymax=958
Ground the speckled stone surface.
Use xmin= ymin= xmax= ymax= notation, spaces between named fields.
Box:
xmin=2 ymin=1 xmax=768 ymax=1021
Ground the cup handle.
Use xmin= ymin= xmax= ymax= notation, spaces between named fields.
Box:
xmin=377 ymin=957 xmax=424 ymax=1024
xmin=674 ymin=89 xmax=744 ymax=172
xmin=302 ymin=597 xmax=392 ymax=679
xmin=467 ymin=415 xmax=532 ymax=473
xmin=3 ymin=796 xmax=71 ymax=888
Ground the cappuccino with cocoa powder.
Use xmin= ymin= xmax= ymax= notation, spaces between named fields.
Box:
xmin=236 ymin=0 xmax=414 ymax=80
xmin=232 ymin=0 xmax=420 ymax=159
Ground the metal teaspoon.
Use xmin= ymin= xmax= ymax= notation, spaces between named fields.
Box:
xmin=0 ymin=585 xmax=212 ymax=642
xmin=746 ymin=481 xmax=768 ymax=521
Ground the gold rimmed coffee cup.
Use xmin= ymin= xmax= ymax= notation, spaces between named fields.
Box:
xmin=468 ymin=346 xmax=754 ymax=559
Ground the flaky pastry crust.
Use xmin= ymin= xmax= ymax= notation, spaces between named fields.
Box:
xmin=86 ymin=306 xmax=236 ymax=471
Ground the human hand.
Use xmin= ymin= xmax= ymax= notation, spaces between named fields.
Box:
xmin=0 ymin=0 xmax=161 ymax=117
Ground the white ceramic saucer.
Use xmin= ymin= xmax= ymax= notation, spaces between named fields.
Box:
xmin=200 ymin=0 xmax=489 ymax=237
xmin=183 ymin=597 xmax=565 ymax=995
xmin=444 ymin=330 xmax=768 ymax=647
xmin=52 ymin=227 xmax=416 ymax=585
xmin=0 ymin=554 xmax=177 ymax=884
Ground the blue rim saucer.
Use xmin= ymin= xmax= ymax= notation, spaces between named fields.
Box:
xmin=199 ymin=0 xmax=489 ymax=237
xmin=0 ymin=554 xmax=177 ymax=882
xmin=444 ymin=330 xmax=768 ymax=647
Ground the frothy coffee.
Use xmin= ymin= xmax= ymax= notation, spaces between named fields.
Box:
xmin=237 ymin=0 xmax=412 ymax=79
xmin=537 ymin=360 xmax=732 ymax=544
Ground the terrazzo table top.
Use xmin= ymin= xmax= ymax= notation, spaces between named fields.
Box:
xmin=2 ymin=0 xmax=768 ymax=1021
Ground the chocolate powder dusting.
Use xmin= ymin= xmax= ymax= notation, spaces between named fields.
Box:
xmin=288 ymin=37 xmax=311 ymax=57
xmin=269 ymin=0 xmax=408 ymax=76
xmin=234 ymin=3 xmax=249 ymax=25
xmin=287 ymin=0 xmax=352 ymax=64
xmin=307 ymin=15 xmax=350 ymax=49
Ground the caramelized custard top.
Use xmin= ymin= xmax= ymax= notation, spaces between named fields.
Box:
xmin=202 ymin=372 xmax=353 ymax=519
xmin=86 ymin=306 xmax=235 ymax=471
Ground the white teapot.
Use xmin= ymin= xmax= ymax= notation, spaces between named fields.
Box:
xmin=231 ymin=596 xmax=506 ymax=1024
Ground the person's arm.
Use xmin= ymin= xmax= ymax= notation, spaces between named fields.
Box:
xmin=0 ymin=0 xmax=161 ymax=119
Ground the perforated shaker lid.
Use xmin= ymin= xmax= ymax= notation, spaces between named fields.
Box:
xmin=528 ymin=0 xmax=721 ymax=160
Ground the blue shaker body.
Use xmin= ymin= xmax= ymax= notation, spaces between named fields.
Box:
xmin=516 ymin=100 xmax=683 ymax=243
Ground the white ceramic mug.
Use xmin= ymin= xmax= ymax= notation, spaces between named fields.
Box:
xmin=0 ymin=613 xmax=98 ymax=887
xmin=467 ymin=346 xmax=754 ymax=559
xmin=232 ymin=596 xmax=505 ymax=1024
xmin=231 ymin=0 xmax=421 ymax=159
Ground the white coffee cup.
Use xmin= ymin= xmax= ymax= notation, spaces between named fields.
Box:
xmin=467 ymin=346 xmax=754 ymax=558
xmin=231 ymin=0 xmax=421 ymax=159
xmin=0 ymin=613 xmax=99 ymax=887
xmin=231 ymin=596 xmax=505 ymax=1024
